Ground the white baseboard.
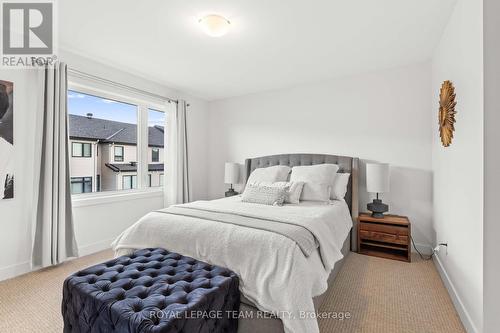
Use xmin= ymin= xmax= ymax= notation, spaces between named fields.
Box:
xmin=0 ymin=238 xmax=114 ymax=282
xmin=77 ymin=238 xmax=114 ymax=257
xmin=433 ymin=254 xmax=478 ymax=333
xmin=0 ymin=261 xmax=31 ymax=282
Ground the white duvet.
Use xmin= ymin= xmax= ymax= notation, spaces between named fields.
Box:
xmin=111 ymin=196 xmax=352 ymax=333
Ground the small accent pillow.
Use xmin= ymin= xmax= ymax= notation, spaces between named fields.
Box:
xmin=246 ymin=165 xmax=291 ymax=184
xmin=299 ymin=183 xmax=331 ymax=202
xmin=290 ymin=164 xmax=339 ymax=202
xmin=331 ymin=173 xmax=350 ymax=200
xmin=242 ymin=182 xmax=290 ymax=206
xmin=275 ymin=181 xmax=305 ymax=204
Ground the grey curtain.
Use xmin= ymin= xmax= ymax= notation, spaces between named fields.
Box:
xmin=165 ymin=99 xmax=190 ymax=206
xmin=32 ymin=62 xmax=78 ymax=268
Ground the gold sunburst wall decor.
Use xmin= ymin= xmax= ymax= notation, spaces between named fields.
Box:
xmin=439 ymin=80 xmax=457 ymax=147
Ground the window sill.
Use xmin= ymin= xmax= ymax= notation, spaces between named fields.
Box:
xmin=72 ymin=188 xmax=163 ymax=208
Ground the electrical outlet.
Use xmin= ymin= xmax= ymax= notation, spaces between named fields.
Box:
xmin=434 ymin=243 xmax=448 ymax=255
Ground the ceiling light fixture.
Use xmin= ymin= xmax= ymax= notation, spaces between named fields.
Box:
xmin=198 ymin=14 xmax=231 ymax=37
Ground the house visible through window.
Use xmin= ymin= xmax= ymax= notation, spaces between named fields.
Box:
xmin=152 ymin=148 xmax=159 ymax=162
xmin=71 ymin=177 xmax=92 ymax=194
xmin=114 ymin=146 xmax=124 ymax=162
xmin=72 ymin=142 xmax=91 ymax=157
xmin=68 ymin=89 xmax=138 ymax=194
xmin=148 ymin=109 xmax=165 ymax=188
xmin=122 ymin=175 xmax=137 ymax=190
xmin=68 ymin=86 xmax=167 ymax=195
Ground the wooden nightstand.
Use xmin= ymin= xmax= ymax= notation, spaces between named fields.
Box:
xmin=357 ymin=213 xmax=411 ymax=262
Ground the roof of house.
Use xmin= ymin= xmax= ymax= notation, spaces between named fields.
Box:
xmin=106 ymin=163 xmax=164 ymax=173
xmin=69 ymin=114 xmax=164 ymax=147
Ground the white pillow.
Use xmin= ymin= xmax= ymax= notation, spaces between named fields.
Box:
xmin=331 ymin=173 xmax=350 ymax=200
xmin=241 ymin=182 xmax=289 ymax=206
xmin=275 ymin=181 xmax=305 ymax=204
xmin=300 ymin=183 xmax=331 ymax=202
xmin=247 ymin=165 xmax=291 ymax=184
xmin=290 ymin=164 xmax=339 ymax=201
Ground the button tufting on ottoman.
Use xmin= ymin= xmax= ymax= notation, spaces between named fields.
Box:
xmin=62 ymin=248 xmax=240 ymax=333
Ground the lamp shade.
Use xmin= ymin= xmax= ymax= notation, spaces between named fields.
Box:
xmin=224 ymin=162 xmax=239 ymax=184
xmin=366 ymin=163 xmax=390 ymax=193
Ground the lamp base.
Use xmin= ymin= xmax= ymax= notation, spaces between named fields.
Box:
xmin=225 ymin=188 xmax=239 ymax=197
xmin=367 ymin=199 xmax=389 ymax=218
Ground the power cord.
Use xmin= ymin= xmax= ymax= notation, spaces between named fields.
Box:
xmin=410 ymin=235 xmax=434 ymax=260
xmin=410 ymin=236 xmax=447 ymax=261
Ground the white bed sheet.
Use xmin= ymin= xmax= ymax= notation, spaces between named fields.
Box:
xmin=111 ymin=196 xmax=352 ymax=333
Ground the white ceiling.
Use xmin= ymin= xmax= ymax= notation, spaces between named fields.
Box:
xmin=59 ymin=0 xmax=456 ymax=101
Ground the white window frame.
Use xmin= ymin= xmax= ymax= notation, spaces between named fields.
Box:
xmin=68 ymin=76 xmax=169 ymax=206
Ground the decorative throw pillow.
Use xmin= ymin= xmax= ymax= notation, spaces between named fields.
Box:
xmin=246 ymin=165 xmax=291 ymax=184
xmin=241 ymin=182 xmax=290 ymax=206
xmin=275 ymin=181 xmax=305 ymax=204
xmin=299 ymin=183 xmax=331 ymax=202
xmin=290 ymin=164 xmax=339 ymax=201
xmin=331 ymin=173 xmax=350 ymax=200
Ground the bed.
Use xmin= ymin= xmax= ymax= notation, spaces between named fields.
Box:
xmin=112 ymin=153 xmax=359 ymax=333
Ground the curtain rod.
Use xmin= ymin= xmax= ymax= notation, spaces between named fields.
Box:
xmin=67 ymin=68 xmax=182 ymax=105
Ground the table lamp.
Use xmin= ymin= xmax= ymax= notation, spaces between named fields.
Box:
xmin=366 ymin=163 xmax=390 ymax=218
xmin=224 ymin=162 xmax=240 ymax=197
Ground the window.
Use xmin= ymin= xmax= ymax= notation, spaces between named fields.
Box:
xmin=114 ymin=146 xmax=124 ymax=162
xmin=152 ymin=148 xmax=159 ymax=162
xmin=68 ymin=89 xmax=137 ymax=193
xmin=67 ymin=83 xmax=170 ymax=196
xmin=72 ymin=142 xmax=91 ymax=157
xmin=71 ymin=177 xmax=92 ymax=194
xmin=148 ymin=109 xmax=165 ymax=187
xmin=122 ymin=175 xmax=137 ymax=190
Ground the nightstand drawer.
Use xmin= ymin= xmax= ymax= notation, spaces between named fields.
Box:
xmin=359 ymin=222 xmax=408 ymax=235
xmin=357 ymin=213 xmax=411 ymax=262
xmin=359 ymin=230 xmax=408 ymax=245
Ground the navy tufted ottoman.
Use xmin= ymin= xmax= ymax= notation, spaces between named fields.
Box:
xmin=62 ymin=248 xmax=240 ymax=333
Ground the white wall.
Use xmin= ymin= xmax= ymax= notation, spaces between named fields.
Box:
xmin=0 ymin=51 xmax=209 ymax=281
xmin=0 ymin=69 xmax=40 ymax=280
xmin=431 ymin=0 xmax=483 ymax=332
xmin=483 ymin=0 xmax=500 ymax=331
xmin=207 ymin=62 xmax=434 ymax=250
xmin=73 ymin=193 xmax=163 ymax=256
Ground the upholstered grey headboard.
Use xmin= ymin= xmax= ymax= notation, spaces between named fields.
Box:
xmin=244 ymin=153 xmax=359 ymax=250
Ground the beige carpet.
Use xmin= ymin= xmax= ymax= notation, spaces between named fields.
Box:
xmin=0 ymin=250 xmax=464 ymax=333
xmin=318 ymin=253 xmax=465 ymax=333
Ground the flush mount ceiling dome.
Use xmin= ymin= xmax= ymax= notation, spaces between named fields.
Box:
xmin=198 ymin=14 xmax=231 ymax=37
